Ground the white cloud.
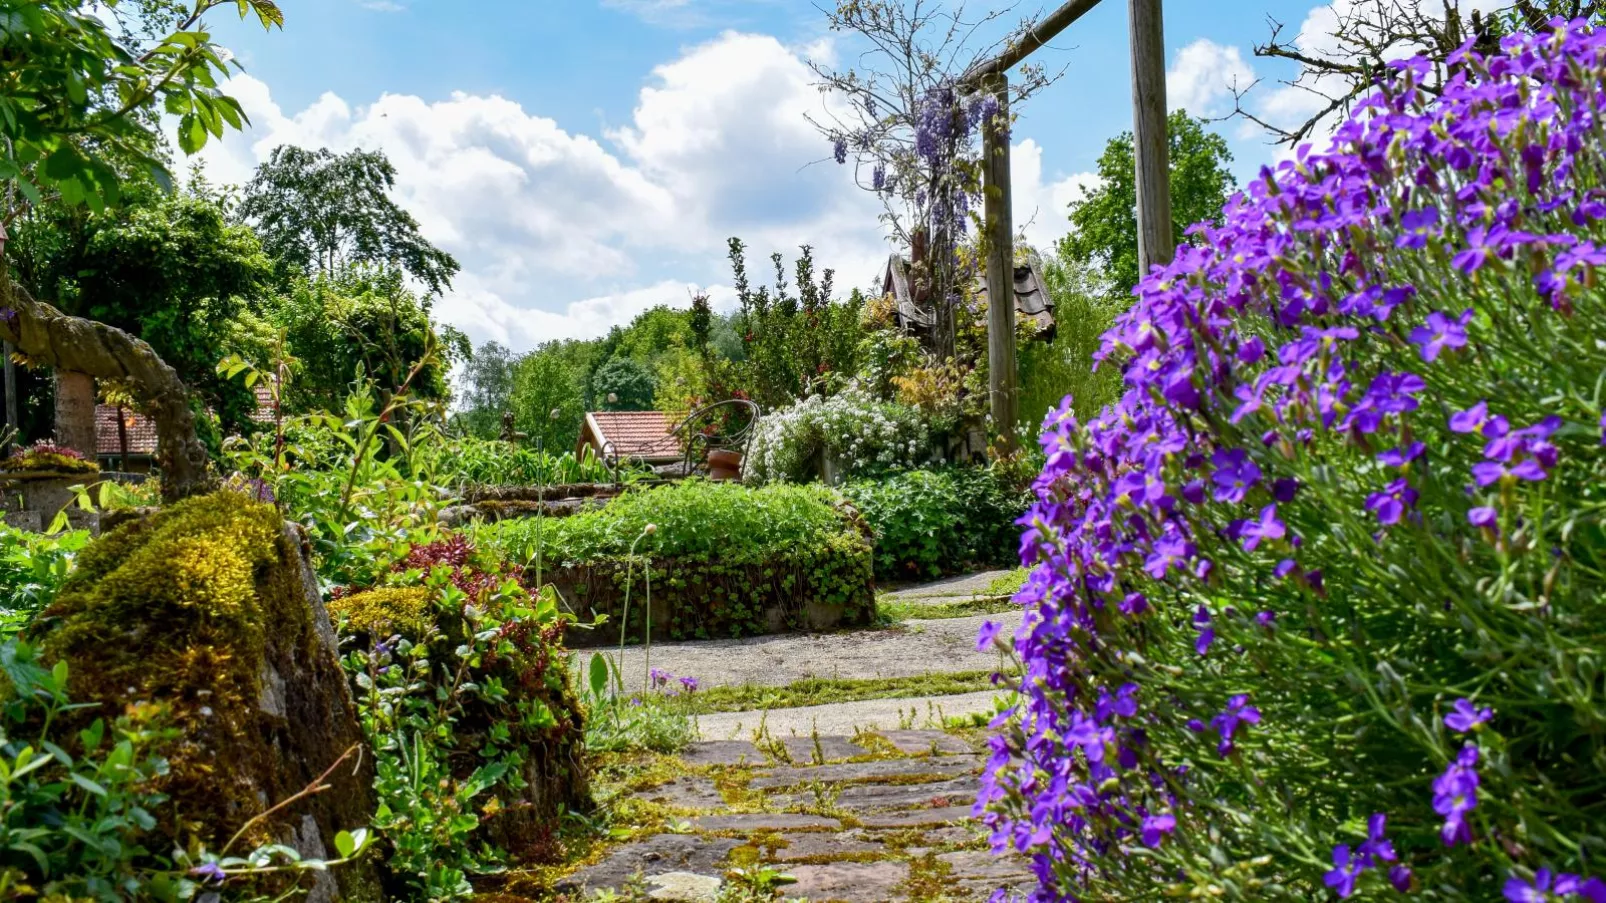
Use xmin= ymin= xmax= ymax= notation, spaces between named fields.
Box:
xmin=1009 ymin=138 xmax=1098 ymax=256
xmin=355 ymin=0 xmax=406 ymax=11
xmin=191 ymin=31 xmax=888 ymax=352
xmin=1167 ymin=39 xmax=1255 ymax=117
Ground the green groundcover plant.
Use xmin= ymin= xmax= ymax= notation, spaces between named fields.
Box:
xmin=983 ymin=21 xmax=1606 ymax=902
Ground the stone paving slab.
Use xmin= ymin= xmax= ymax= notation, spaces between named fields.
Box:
xmin=690 ymin=812 xmax=840 ymax=831
xmin=780 ymin=861 xmax=912 ymax=901
xmin=877 ymin=729 xmax=975 ymax=756
xmin=778 ymin=735 xmax=869 ymax=763
xmin=678 ymin=740 xmax=763 ymax=767
xmin=747 ymin=755 xmax=981 ymax=789
xmin=555 ymin=835 xmax=741 ymax=896
xmin=554 ymin=732 xmax=1032 ymax=902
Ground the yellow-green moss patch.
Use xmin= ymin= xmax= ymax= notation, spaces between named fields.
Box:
xmin=328 ymin=586 xmax=432 ymax=637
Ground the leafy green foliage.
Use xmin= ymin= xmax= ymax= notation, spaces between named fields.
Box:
xmin=336 ymin=562 xmax=583 ymax=899
xmin=425 ymin=439 xmax=622 ymax=488
xmin=580 ymin=653 xmax=695 ymax=755
xmin=591 ymin=357 xmax=657 ymax=411
xmin=240 ymin=145 xmax=460 ymax=296
xmin=727 ymin=238 xmax=865 ymax=409
xmin=1017 ymin=255 xmax=1126 ymax=435
xmin=512 ymin=339 xmax=598 ymax=452
xmin=0 ymin=0 xmax=283 ymax=210
xmin=10 ymin=181 xmax=275 ymax=428
xmin=843 ymin=467 xmax=1027 ymax=582
xmin=1057 ymin=111 xmax=1237 ymax=295
xmin=457 ymin=341 xmax=517 ymax=438
xmin=265 ymin=267 xmax=465 ymax=408
xmin=0 ymin=526 xmax=89 ymax=637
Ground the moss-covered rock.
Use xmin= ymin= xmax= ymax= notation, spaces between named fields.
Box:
xmin=328 ymin=587 xmax=431 ymax=637
xmin=29 ymin=491 xmax=381 ymax=901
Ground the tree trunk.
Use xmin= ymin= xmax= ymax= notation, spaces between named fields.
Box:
xmin=0 ymin=268 xmax=214 ymax=503
xmin=1129 ymin=0 xmax=1175 ymax=275
xmin=54 ymin=370 xmax=97 ymax=459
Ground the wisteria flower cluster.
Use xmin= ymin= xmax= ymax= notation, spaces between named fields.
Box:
xmin=982 ymin=21 xmax=1606 ymax=901
xmin=743 ymin=382 xmax=930 ymax=484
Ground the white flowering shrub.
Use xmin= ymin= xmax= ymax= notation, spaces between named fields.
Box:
xmin=744 ymin=384 xmax=930 ymax=484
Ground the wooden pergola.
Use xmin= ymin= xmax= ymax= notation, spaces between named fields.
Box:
xmin=964 ymin=0 xmax=1173 ymax=451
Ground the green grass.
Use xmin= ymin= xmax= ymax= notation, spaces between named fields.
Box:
xmin=658 ymin=671 xmax=1002 ymax=716
xmin=983 ymin=567 xmax=1029 ymax=597
xmin=875 ymin=595 xmax=1019 ymax=624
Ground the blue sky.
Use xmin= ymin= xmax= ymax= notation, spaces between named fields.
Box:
xmin=190 ymin=0 xmax=1370 ymax=351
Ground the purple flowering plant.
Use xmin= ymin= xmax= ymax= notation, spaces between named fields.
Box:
xmin=979 ymin=21 xmax=1606 ymax=901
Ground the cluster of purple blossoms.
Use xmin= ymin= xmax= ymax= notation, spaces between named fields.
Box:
xmin=1505 ymin=870 xmax=1606 ymax=902
xmin=979 ymin=20 xmax=1606 ymax=901
xmin=648 ymin=668 xmax=699 ymax=695
xmin=1325 ymin=814 xmax=1411 ymax=898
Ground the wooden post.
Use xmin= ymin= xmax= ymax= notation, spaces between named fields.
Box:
xmin=1129 ymin=0 xmax=1175 ymax=274
xmin=54 ymin=370 xmax=97 ymax=458
xmin=982 ymin=72 xmax=1018 ymax=454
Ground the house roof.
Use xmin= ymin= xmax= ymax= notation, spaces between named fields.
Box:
xmin=96 ymin=405 xmax=158 ymax=457
xmin=582 ymin=410 xmax=681 ymax=463
xmin=880 ymin=254 xmax=1056 ymax=338
xmin=94 ymin=383 xmax=278 ymax=459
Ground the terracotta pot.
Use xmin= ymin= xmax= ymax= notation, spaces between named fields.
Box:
xmin=706 ymin=449 xmax=743 ymax=481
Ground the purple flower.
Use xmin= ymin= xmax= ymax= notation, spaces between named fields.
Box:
xmin=190 ymin=862 xmax=228 ymax=883
xmin=1506 ymin=870 xmax=1557 ymax=903
xmin=1445 ymin=698 xmax=1493 ymax=733
xmin=1469 ymin=506 xmax=1499 ymax=528
xmin=1409 ymin=309 xmax=1472 ymax=361
xmin=1389 ymin=866 xmax=1414 ymax=892
xmin=1210 ymin=694 xmax=1261 ymax=756
xmin=1358 ymin=813 xmax=1396 ymax=866
xmin=679 ymin=676 xmax=700 ymax=693
xmin=832 ymin=137 xmax=848 ymax=164
xmin=1325 ymin=844 xmax=1361 ymax=898
xmin=1139 ymin=813 xmax=1176 ymax=848
xmin=1211 ymin=448 xmax=1262 ymax=504
xmin=1433 ymin=743 xmax=1480 ymax=847
xmin=1193 ymin=606 xmax=1215 ymax=656
xmin=1241 ymin=505 xmax=1286 ymax=551
xmin=1396 ymin=206 xmax=1440 ymax=248
xmin=977 ymin=620 xmax=1002 ymax=653
xmin=649 ymin=668 xmax=672 ymax=689
xmin=1377 ymin=443 xmax=1425 ymax=467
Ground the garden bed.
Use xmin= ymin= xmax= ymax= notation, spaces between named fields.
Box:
xmin=480 ymin=480 xmax=877 ymax=643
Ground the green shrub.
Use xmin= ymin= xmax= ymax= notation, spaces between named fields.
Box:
xmin=333 ymin=539 xmax=589 ymax=897
xmin=481 ymin=480 xmax=877 ymax=640
xmin=843 ymin=467 xmax=1027 ymax=582
xmin=743 ymin=384 xmax=930 ymax=484
xmin=421 ymin=437 xmax=627 ymax=487
xmin=0 ymin=525 xmax=89 ymax=636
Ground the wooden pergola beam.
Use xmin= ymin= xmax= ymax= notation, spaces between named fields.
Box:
xmin=961 ymin=0 xmax=1108 ymax=92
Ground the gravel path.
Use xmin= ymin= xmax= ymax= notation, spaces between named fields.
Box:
xmin=880 ymin=569 xmax=1017 ymax=603
xmin=594 ymin=610 xmax=1023 ymax=690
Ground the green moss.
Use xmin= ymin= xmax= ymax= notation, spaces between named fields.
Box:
xmin=35 ymin=491 xmax=315 ymax=849
xmin=657 ymin=671 xmax=999 ymax=716
xmin=328 ymin=586 xmax=431 ymax=637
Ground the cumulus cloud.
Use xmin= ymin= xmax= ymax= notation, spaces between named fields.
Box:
xmin=1167 ymin=38 xmax=1255 ymax=117
xmin=1010 ymin=138 xmax=1098 ymax=255
xmin=192 ymin=31 xmax=887 ymax=352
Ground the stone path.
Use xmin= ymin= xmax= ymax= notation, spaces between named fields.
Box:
xmin=878 ymin=570 xmax=1017 ymax=605
xmin=603 ymin=612 xmax=1022 ymax=691
xmin=694 ymin=691 xmax=1002 ymax=740
xmin=551 ymin=730 xmax=1031 ymax=902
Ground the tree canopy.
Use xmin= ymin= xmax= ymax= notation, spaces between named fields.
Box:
xmin=1057 ymin=110 xmax=1237 ymax=296
xmin=240 ymin=146 xmax=461 ymax=296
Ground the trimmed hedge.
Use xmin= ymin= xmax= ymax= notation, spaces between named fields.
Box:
xmin=480 ymin=480 xmax=876 ymax=641
xmin=842 ymin=466 xmax=1029 ymax=582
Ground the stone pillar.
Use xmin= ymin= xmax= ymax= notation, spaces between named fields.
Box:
xmin=54 ymin=370 xmax=97 ymax=458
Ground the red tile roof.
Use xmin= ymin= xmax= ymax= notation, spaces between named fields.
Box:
xmin=582 ymin=411 xmax=680 ymax=462
xmin=96 ymin=405 xmax=158 ymax=457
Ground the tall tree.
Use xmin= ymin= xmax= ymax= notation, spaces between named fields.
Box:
xmin=240 ymin=146 xmax=460 ymax=296
xmin=10 ymin=180 xmax=275 ymax=429
xmin=1057 ymin=111 xmax=1236 ymax=297
xmin=0 ymin=0 xmax=282 ymax=498
xmin=590 ymin=357 xmax=656 ymax=412
xmin=458 ymin=340 xmax=516 ymax=437
xmin=511 ymin=341 xmax=595 ymax=452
